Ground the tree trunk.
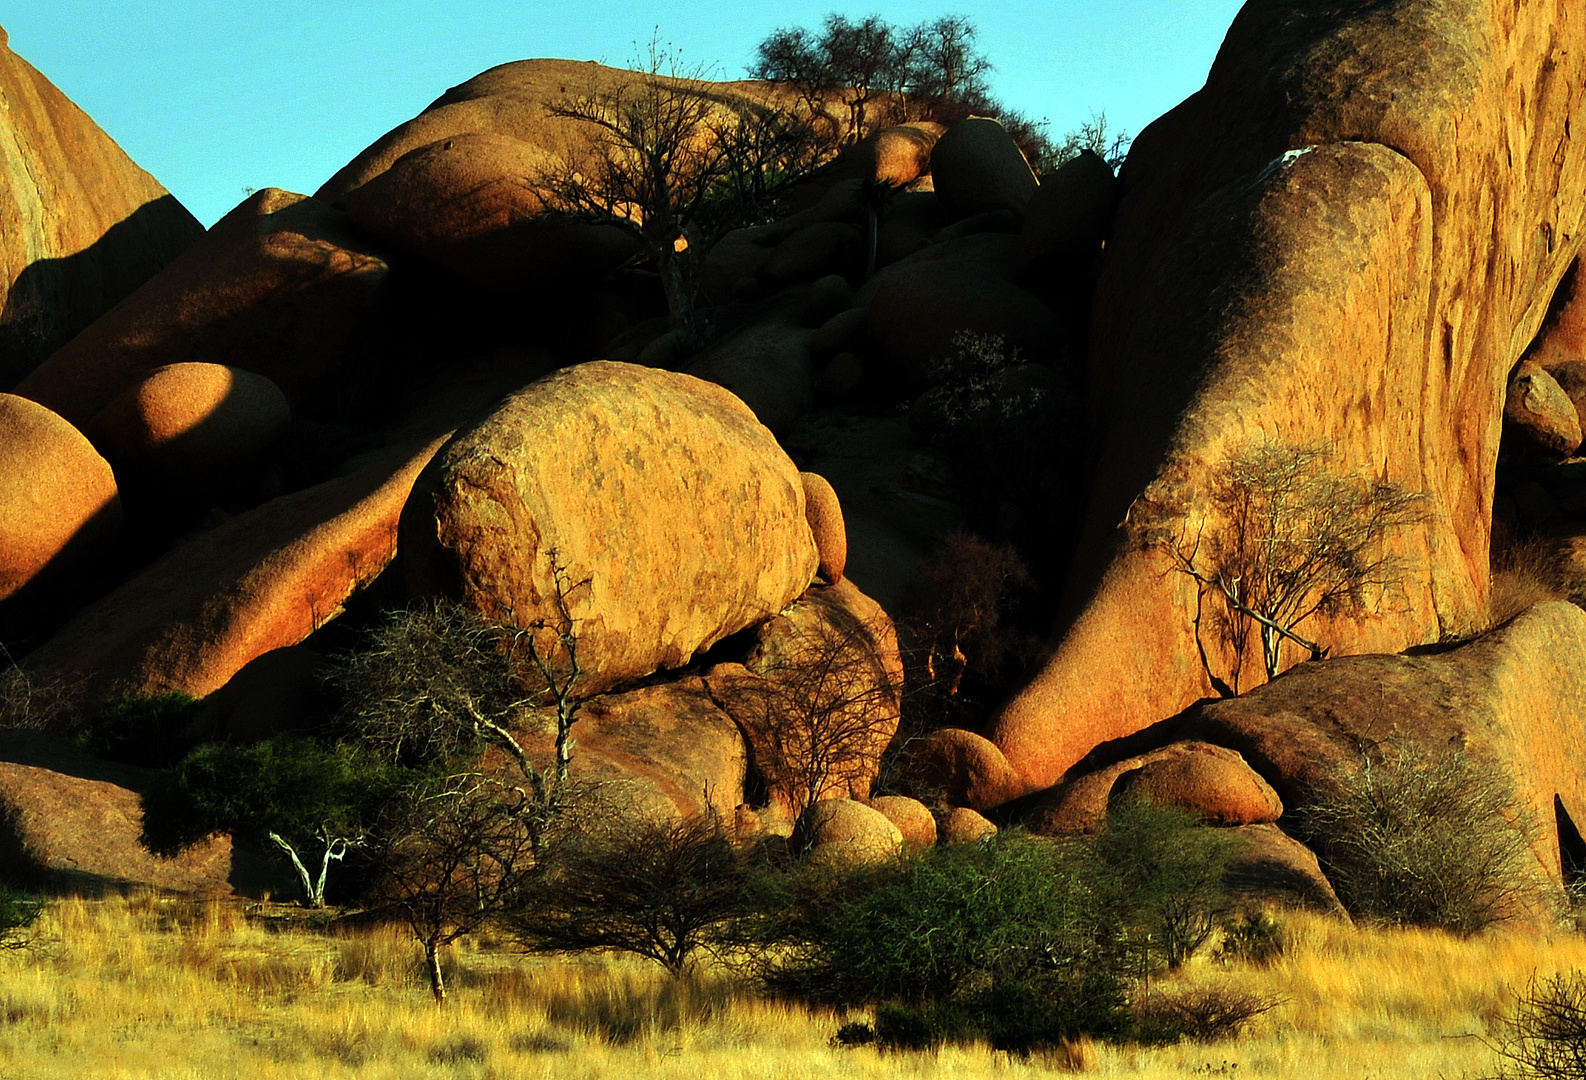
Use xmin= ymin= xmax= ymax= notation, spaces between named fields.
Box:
xmin=426 ymin=937 xmax=447 ymax=1003
xmin=658 ymin=247 xmax=700 ymax=350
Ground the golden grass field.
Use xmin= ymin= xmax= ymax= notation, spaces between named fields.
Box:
xmin=0 ymin=894 xmax=1583 ymax=1079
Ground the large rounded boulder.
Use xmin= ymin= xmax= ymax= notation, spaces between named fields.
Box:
xmin=0 ymin=395 xmax=121 ymax=617
xmin=87 ymin=363 xmax=291 ymax=505
xmin=401 ymin=361 xmax=819 ymax=696
xmin=991 ymin=0 xmax=1586 ymax=795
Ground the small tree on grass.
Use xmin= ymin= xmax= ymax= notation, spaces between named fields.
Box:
xmin=333 ymin=562 xmax=594 ymax=1002
xmin=140 ymin=737 xmax=396 ymax=908
xmin=507 ymin=811 xmax=748 ymax=976
xmin=1164 ymin=441 xmax=1426 ymax=692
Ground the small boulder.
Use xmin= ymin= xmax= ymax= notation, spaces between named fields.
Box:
xmin=803 ymin=799 xmax=903 ymax=865
xmin=811 ymin=307 xmax=871 ymax=362
xmin=801 ymin=471 xmax=848 ymax=583
xmin=1028 ymin=742 xmax=1282 ymax=834
xmin=0 ymin=395 xmax=121 ymax=621
xmin=938 ymin=806 xmax=998 ymax=844
xmin=928 ymin=118 xmax=1038 ymax=220
xmin=87 ymin=363 xmax=291 ymax=506
xmin=801 ymin=275 xmax=855 ymax=327
xmin=814 ymin=352 xmax=866 ymax=403
xmin=1224 ymin=824 xmax=1349 ymax=917
xmin=1506 ymin=360 xmax=1582 ymax=457
xmin=684 ymin=320 xmax=816 ymax=434
xmin=865 ymin=794 xmax=937 ymax=848
xmin=1111 ymin=744 xmax=1284 ymax=826
xmin=895 ymin=728 xmax=1025 ymax=811
xmin=403 ymin=362 xmax=818 ymax=697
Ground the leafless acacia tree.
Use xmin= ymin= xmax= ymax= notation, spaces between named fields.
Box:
xmin=538 ymin=45 xmax=820 ymax=348
xmin=334 ymin=557 xmax=593 ymax=1001
xmin=1166 ymin=442 xmax=1425 ymax=691
xmin=717 ymin=601 xmax=901 ymax=843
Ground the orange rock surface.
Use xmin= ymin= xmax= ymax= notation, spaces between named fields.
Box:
xmin=23 ymin=436 xmax=446 ymax=700
xmin=0 ymin=26 xmax=202 ymax=386
xmin=403 ymin=361 xmax=817 ymax=697
xmin=992 ymin=0 xmax=1586 ymax=794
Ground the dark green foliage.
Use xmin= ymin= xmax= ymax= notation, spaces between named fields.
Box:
xmin=1290 ymin=742 xmax=1535 ymax=934
xmin=909 ymin=331 xmax=1083 ymax=551
xmin=734 ymin=833 xmax=1134 ymax=1049
xmin=79 ymin=692 xmax=202 ymax=768
xmin=140 ymin=737 xmax=399 ymax=859
xmin=1217 ymin=910 xmax=1285 ymax=966
xmin=508 ymin=814 xmax=749 ymax=975
xmin=0 ymin=886 xmax=42 ymax=949
xmin=1488 ymin=974 xmax=1586 ymax=1079
xmin=1092 ymin=799 xmax=1237 ymax=970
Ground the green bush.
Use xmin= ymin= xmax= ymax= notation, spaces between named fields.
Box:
xmin=1291 ymin=742 xmax=1535 ymax=934
xmin=1092 ymin=798 xmax=1237 ymax=970
xmin=734 ymin=832 xmax=1135 ymax=1050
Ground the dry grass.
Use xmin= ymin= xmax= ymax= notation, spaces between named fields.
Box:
xmin=1 ymin=897 xmax=1585 ymax=1078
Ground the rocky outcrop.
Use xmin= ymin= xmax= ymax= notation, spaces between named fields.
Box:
xmin=1224 ymin=824 xmax=1348 ymax=916
xmin=1175 ymin=602 xmax=1586 ymax=893
xmin=343 ymin=131 xmax=638 ymax=294
xmin=1026 ymin=741 xmax=1282 ymax=834
xmin=14 ymin=189 xmax=389 ymax=428
xmin=992 ymin=0 xmax=1586 ymax=794
xmin=0 ymin=29 xmax=203 ymax=387
xmin=87 ymin=362 xmax=291 ymax=508
xmin=402 ymin=362 xmax=817 ymax=697
xmin=708 ymin=577 xmax=902 ymax=816
xmin=514 ymin=678 xmax=747 ymax=824
xmin=23 ymin=435 xmax=446 ymax=701
xmin=938 ymin=806 xmax=997 ymax=844
xmin=1506 ymin=360 xmax=1581 ymax=457
xmin=0 ymin=394 xmax=120 ymax=623
xmin=0 ymin=730 xmax=279 ymax=896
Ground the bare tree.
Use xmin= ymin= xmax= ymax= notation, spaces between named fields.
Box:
xmin=334 ymin=557 xmax=593 ymax=1000
xmin=538 ymin=44 xmax=820 ymax=349
xmin=370 ymin=772 xmax=541 ymax=1002
xmin=1164 ymin=442 xmax=1426 ymax=691
xmin=715 ymin=600 xmax=901 ymax=843
xmin=507 ymin=811 xmax=747 ymax=976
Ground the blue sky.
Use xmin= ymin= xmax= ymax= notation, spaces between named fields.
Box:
xmin=4 ymin=1 xmax=1246 ymax=226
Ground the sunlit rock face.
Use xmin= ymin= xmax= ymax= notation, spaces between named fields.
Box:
xmin=0 ymin=24 xmax=203 ymax=388
xmin=991 ymin=0 xmax=1586 ymax=795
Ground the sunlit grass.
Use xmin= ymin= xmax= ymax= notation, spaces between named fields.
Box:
xmin=0 ymin=896 xmax=1583 ymax=1078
